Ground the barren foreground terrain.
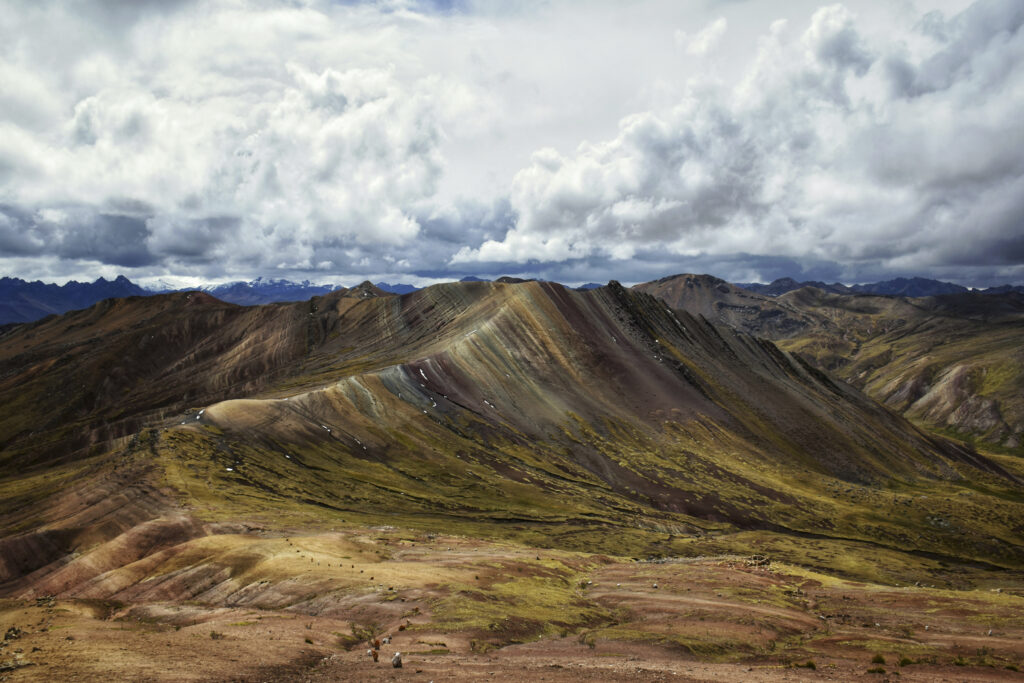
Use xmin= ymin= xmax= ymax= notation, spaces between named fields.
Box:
xmin=2 ymin=530 xmax=1022 ymax=682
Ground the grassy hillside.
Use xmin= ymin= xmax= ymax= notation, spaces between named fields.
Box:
xmin=635 ymin=275 xmax=1024 ymax=450
xmin=775 ymin=288 xmax=1024 ymax=450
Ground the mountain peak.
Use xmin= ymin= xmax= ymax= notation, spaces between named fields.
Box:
xmin=343 ymin=280 xmax=391 ymax=299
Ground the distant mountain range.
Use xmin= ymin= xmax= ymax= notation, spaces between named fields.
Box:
xmin=375 ymin=282 xmax=419 ymax=295
xmin=2 ymin=273 xmax=1023 ymax=326
xmin=199 ymin=278 xmax=339 ymax=306
xmin=0 ymin=275 xmax=148 ymax=325
xmin=0 ymin=276 xmax=423 ymax=324
xmin=734 ymin=276 xmax=1024 ymax=298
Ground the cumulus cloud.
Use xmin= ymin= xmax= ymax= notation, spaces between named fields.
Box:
xmin=0 ymin=0 xmax=492 ymax=279
xmin=1 ymin=0 xmax=1023 ymax=287
xmin=456 ymin=0 xmax=1024 ymax=286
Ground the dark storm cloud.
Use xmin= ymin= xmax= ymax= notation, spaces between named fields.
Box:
xmin=56 ymin=214 xmax=155 ymax=268
xmin=420 ymin=199 xmax=515 ymax=246
xmin=983 ymin=235 xmax=1024 ymax=265
xmin=0 ymin=205 xmax=47 ymax=255
xmin=148 ymin=216 xmax=242 ymax=260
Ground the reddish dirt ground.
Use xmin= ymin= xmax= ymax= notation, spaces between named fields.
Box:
xmin=2 ymin=545 xmax=1022 ymax=682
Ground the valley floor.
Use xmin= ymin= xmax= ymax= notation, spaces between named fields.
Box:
xmin=2 ymin=530 xmax=1021 ymax=682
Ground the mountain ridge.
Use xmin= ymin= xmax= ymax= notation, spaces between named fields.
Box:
xmin=635 ymin=273 xmax=1024 ymax=449
xmin=0 ymin=274 xmax=149 ymax=324
xmin=2 ymin=281 xmax=1017 ymax=551
xmin=4 ymin=272 xmax=1023 ymax=325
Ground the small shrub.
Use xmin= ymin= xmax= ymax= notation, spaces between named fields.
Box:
xmin=349 ymin=621 xmax=381 ymax=646
xmin=469 ymin=639 xmax=494 ymax=654
xmin=1006 ymin=664 xmax=1019 ymax=672
xmin=898 ymin=657 xmax=913 ymax=667
xmin=867 ymin=666 xmax=885 ymax=674
xmin=871 ymin=653 xmax=886 ymax=664
xmin=209 ymin=631 xmax=224 ymax=640
xmin=953 ymin=656 xmax=967 ymax=666
xmin=793 ymin=660 xmax=816 ymax=670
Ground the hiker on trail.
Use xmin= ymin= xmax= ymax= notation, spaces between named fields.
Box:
xmin=392 ymin=652 xmax=402 ymax=668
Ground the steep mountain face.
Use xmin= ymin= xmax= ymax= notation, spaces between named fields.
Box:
xmin=637 ymin=275 xmax=1024 ymax=448
xmin=0 ymin=275 xmax=150 ymax=324
xmin=0 ymin=281 xmax=415 ymax=470
xmin=1 ymin=280 xmax=1021 ymax=602
xmin=633 ymin=274 xmax=816 ymax=337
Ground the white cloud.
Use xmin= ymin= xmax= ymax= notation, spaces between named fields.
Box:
xmin=0 ymin=0 xmax=493 ymax=276
xmin=679 ymin=17 xmax=728 ymax=56
xmin=454 ymin=0 xmax=1024 ymax=285
xmin=0 ymin=0 xmax=1022 ymax=287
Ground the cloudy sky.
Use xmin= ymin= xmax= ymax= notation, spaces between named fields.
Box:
xmin=1 ymin=0 xmax=1022 ymax=288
